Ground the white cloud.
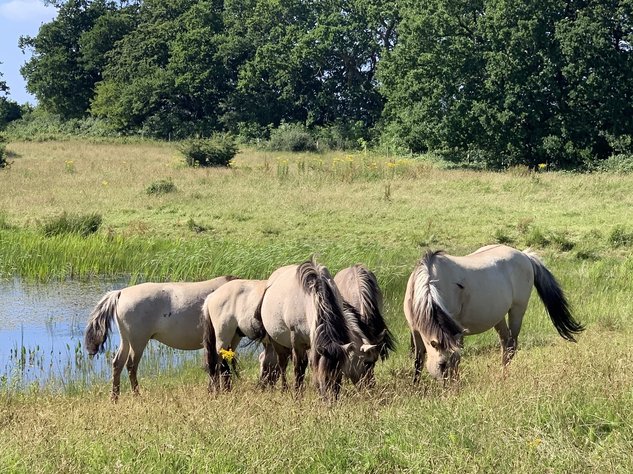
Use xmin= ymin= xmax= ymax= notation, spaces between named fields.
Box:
xmin=0 ymin=0 xmax=56 ymax=23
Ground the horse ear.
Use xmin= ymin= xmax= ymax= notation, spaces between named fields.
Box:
xmin=430 ymin=340 xmax=441 ymax=350
xmin=341 ymin=342 xmax=356 ymax=355
xmin=360 ymin=343 xmax=377 ymax=353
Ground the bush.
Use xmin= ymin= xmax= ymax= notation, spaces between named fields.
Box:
xmin=0 ymin=137 xmax=7 ymax=169
xmin=146 ymin=178 xmax=177 ymax=195
xmin=42 ymin=212 xmax=102 ymax=237
xmin=596 ymin=154 xmax=633 ymax=173
xmin=180 ymin=134 xmax=238 ymax=167
xmin=267 ymin=123 xmax=317 ymax=152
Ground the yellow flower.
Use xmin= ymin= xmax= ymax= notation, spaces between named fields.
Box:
xmin=386 ymin=162 xmax=396 ymax=169
xmin=219 ymin=348 xmax=236 ymax=363
xmin=101 ymin=180 xmax=109 ymax=186
xmin=538 ymin=163 xmax=547 ymax=170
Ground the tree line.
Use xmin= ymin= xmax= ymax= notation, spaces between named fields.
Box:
xmin=4 ymin=0 xmax=633 ymax=168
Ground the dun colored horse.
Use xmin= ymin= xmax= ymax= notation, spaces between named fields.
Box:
xmin=404 ymin=245 xmax=584 ymax=382
xmin=85 ymin=276 xmax=234 ymax=399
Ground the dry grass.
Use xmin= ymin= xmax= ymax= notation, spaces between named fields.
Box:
xmin=1 ymin=140 xmax=633 ymax=471
xmin=1 ymin=330 xmax=631 ymax=472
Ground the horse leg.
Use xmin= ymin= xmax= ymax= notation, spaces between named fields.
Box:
xmin=290 ymin=331 xmax=308 ymax=393
xmin=412 ymin=331 xmax=426 ymax=384
xmin=506 ymin=304 xmax=527 ymax=364
xmin=271 ymin=340 xmax=291 ymax=391
xmin=111 ymin=341 xmax=130 ymax=401
xmin=494 ymin=319 xmax=515 ymax=366
xmin=126 ymin=342 xmax=146 ymax=396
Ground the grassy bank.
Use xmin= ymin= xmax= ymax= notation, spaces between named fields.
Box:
xmin=1 ymin=329 xmax=631 ymax=472
xmin=1 ymin=140 xmax=632 ymax=471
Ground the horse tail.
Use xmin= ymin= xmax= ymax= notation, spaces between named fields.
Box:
xmin=524 ymin=250 xmax=585 ymax=342
xmin=411 ymin=251 xmax=463 ymax=352
xmin=297 ymin=259 xmax=349 ymax=379
xmin=201 ymin=294 xmax=219 ymax=381
xmin=251 ymin=283 xmax=269 ymax=342
xmin=353 ymin=264 xmax=395 ymax=360
xmin=84 ymin=290 xmax=120 ymax=356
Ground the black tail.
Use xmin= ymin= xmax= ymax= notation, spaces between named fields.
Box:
xmin=525 ymin=251 xmax=585 ymax=342
xmin=84 ymin=290 xmax=120 ymax=355
xmin=201 ymin=295 xmax=219 ymax=383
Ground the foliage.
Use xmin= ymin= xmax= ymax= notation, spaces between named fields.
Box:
xmin=146 ymin=178 xmax=177 ymax=195
xmin=180 ymin=134 xmax=238 ymax=167
xmin=378 ymin=0 xmax=633 ymax=169
xmin=5 ymin=109 xmax=116 ymax=141
xmin=41 ymin=212 xmax=102 ymax=237
xmin=19 ymin=0 xmax=138 ymax=119
xmin=596 ymin=154 xmax=633 ymax=173
xmin=0 ymin=136 xmax=7 ymax=169
xmin=267 ymin=123 xmax=317 ymax=152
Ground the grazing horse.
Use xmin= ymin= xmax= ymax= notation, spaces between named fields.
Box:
xmin=260 ymin=259 xmax=374 ymax=400
xmin=85 ymin=276 xmax=234 ymax=400
xmin=201 ymin=278 xmax=276 ymax=393
xmin=404 ymin=245 xmax=584 ymax=382
xmin=334 ymin=265 xmax=396 ymax=385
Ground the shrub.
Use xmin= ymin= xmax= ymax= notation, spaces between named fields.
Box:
xmin=267 ymin=123 xmax=317 ymax=152
xmin=0 ymin=139 xmax=7 ymax=169
xmin=42 ymin=212 xmax=102 ymax=237
xmin=180 ymin=134 xmax=238 ymax=167
xmin=596 ymin=154 xmax=633 ymax=173
xmin=146 ymin=178 xmax=177 ymax=195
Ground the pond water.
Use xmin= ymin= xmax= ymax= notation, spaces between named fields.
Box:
xmin=0 ymin=278 xmax=225 ymax=392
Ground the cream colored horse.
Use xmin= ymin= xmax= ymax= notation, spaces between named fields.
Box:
xmin=260 ymin=259 xmax=374 ymax=400
xmin=201 ymin=279 xmax=276 ymax=393
xmin=404 ymin=245 xmax=584 ymax=382
xmin=85 ymin=276 xmax=234 ymax=400
xmin=334 ymin=265 xmax=395 ymax=385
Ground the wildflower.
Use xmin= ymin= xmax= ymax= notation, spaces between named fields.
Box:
xmin=387 ymin=162 xmax=396 ymax=169
xmin=219 ymin=348 xmax=236 ymax=363
xmin=538 ymin=163 xmax=547 ymax=171
xmin=102 ymin=180 xmax=109 ymax=186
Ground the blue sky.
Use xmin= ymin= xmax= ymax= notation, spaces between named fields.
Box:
xmin=0 ymin=0 xmax=57 ymax=104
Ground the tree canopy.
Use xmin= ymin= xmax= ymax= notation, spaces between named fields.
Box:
xmin=17 ymin=0 xmax=633 ymax=168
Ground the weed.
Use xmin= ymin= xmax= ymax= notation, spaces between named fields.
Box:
xmin=146 ymin=178 xmax=177 ymax=195
xmin=41 ymin=212 xmax=102 ymax=237
xmin=607 ymin=225 xmax=633 ymax=248
xmin=494 ymin=228 xmax=514 ymax=244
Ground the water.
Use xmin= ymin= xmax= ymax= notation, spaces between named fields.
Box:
xmin=0 ymin=278 xmax=210 ymax=392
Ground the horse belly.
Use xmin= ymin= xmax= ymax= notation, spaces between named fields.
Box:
xmin=153 ymin=311 xmax=204 ymax=350
xmin=457 ymin=282 xmax=514 ymax=334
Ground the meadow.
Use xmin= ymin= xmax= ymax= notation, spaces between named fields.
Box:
xmin=0 ymin=140 xmax=632 ymax=472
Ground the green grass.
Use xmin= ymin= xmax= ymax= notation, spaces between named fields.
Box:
xmin=1 ymin=140 xmax=632 ymax=471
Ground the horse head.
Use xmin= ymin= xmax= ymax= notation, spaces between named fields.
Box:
xmin=423 ymin=331 xmax=464 ymax=381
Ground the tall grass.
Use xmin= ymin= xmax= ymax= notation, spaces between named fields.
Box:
xmin=1 ymin=140 xmax=633 ymax=471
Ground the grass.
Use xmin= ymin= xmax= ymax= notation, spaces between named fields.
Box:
xmin=0 ymin=140 xmax=633 ymax=471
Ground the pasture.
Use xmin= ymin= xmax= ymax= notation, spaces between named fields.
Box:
xmin=0 ymin=140 xmax=632 ymax=472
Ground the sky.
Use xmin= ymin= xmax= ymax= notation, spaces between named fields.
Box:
xmin=0 ymin=0 xmax=57 ymax=104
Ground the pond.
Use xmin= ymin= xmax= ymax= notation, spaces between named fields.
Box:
xmin=0 ymin=278 xmax=218 ymax=392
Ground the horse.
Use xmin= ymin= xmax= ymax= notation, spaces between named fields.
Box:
xmin=403 ymin=244 xmax=584 ymax=382
xmin=84 ymin=276 xmax=234 ymax=400
xmin=259 ymin=259 xmax=377 ymax=400
xmin=201 ymin=278 xmax=277 ymax=393
xmin=334 ymin=264 xmax=396 ymax=385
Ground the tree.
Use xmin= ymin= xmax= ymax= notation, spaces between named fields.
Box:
xmin=91 ymin=0 xmax=232 ymax=138
xmin=19 ymin=0 xmax=137 ymax=119
xmin=378 ymin=0 xmax=633 ymax=168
